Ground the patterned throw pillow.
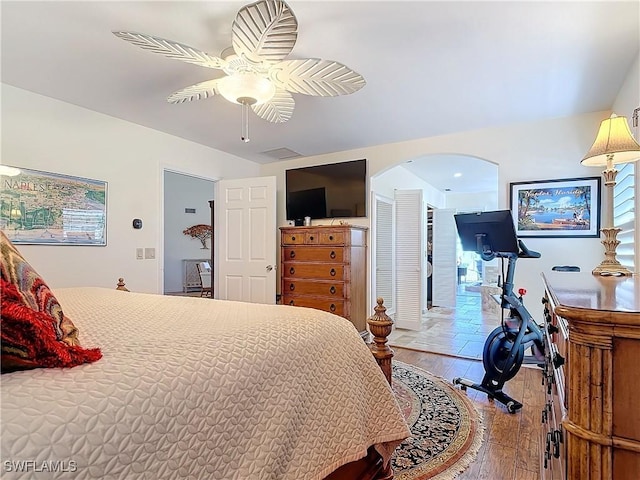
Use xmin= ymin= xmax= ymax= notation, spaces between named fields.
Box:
xmin=0 ymin=230 xmax=102 ymax=372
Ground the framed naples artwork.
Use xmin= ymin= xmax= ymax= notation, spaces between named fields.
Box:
xmin=0 ymin=166 xmax=107 ymax=245
xmin=509 ymin=177 xmax=601 ymax=238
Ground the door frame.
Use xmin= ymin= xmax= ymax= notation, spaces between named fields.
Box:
xmin=160 ymin=165 xmax=219 ymax=295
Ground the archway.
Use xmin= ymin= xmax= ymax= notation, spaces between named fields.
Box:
xmin=369 ymin=153 xmax=498 ymax=342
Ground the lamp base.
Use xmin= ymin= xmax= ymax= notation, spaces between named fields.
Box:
xmin=592 ymin=227 xmax=633 ymax=277
xmin=592 ymin=262 xmax=633 ymax=277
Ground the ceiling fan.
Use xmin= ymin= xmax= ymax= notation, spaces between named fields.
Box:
xmin=113 ymin=0 xmax=366 ymax=142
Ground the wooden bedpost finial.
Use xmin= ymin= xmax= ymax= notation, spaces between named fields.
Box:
xmin=116 ymin=278 xmax=129 ymax=292
xmin=367 ymin=297 xmax=394 ymax=386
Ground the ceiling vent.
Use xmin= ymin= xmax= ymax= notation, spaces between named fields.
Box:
xmin=261 ymin=147 xmax=302 ymax=160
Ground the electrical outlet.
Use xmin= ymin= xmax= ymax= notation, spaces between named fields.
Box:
xmin=136 ymin=248 xmax=144 ymax=260
xmin=144 ymin=247 xmax=155 ymax=260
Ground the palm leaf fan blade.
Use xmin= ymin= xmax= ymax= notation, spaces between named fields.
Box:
xmin=269 ymin=59 xmax=366 ymax=96
xmin=232 ymin=0 xmax=298 ymax=66
xmin=167 ymin=79 xmax=221 ymax=104
xmin=252 ymin=89 xmax=295 ymax=123
xmin=112 ymin=31 xmax=226 ymax=70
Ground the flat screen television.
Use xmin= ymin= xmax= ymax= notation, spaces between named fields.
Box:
xmin=285 ymin=159 xmax=367 ymax=221
xmin=454 ymin=210 xmax=519 ymax=254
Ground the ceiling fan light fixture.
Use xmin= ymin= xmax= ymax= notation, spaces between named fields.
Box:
xmin=217 ymin=73 xmax=276 ymax=106
xmin=113 ymin=0 xmax=365 ymax=142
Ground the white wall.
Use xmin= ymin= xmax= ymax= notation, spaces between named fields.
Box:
xmin=611 ymin=54 xmax=639 ymax=272
xmin=612 ymin=55 xmax=639 ymax=129
xmin=261 ymin=112 xmax=613 ymax=311
xmin=1 ymin=84 xmax=260 ymax=292
xmin=3 ymin=54 xmax=636 ymax=302
xmin=370 ymin=165 xmax=446 ymax=208
xmin=163 ymin=172 xmax=214 ymax=293
xmin=445 ymin=191 xmax=498 ymax=212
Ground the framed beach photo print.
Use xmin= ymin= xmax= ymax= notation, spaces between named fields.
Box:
xmin=0 ymin=166 xmax=107 ymax=245
xmin=509 ymin=177 xmax=601 ymax=238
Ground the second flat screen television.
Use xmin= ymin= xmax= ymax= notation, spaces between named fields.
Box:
xmin=286 ymin=159 xmax=367 ymax=221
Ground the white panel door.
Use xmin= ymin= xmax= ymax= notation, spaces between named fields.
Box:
xmin=394 ymin=189 xmax=423 ymax=330
xmin=432 ymin=208 xmax=457 ymax=307
xmin=216 ymin=176 xmax=277 ymax=303
xmin=371 ymin=193 xmax=395 ymax=316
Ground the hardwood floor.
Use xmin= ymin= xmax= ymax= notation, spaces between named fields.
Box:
xmin=394 ymin=347 xmax=544 ymax=480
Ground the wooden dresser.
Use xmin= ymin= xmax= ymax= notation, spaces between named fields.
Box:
xmin=540 ymin=272 xmax=640 ymax=480
xmin=280 ymin=225 xmax=368 ymax=336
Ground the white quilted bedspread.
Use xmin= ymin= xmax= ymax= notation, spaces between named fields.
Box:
xmin=1 ymin=288 xmax=409 ymax=479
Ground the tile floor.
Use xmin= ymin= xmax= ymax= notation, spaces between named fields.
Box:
xmin=387 ymin=285 xmax=504 ymax=359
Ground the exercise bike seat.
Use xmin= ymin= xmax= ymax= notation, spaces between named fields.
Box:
xmin=517 ymin=239 xmax=540 ymax=258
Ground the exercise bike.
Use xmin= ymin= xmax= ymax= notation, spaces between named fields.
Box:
xmin=452 ymin=211 xmax=545 ymax=414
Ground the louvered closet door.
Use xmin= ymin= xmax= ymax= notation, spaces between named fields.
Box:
xmin=432 ymin=208 xmax=457 ymax=307
xmin=394 ymin=190 xmax=423 ymax=330
xmin=372 ymin=193 xmax=395 ymax=315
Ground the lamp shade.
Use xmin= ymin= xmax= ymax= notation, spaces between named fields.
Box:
xmin=581 ymin=114 xmax=640 ymax=166
xmin=217 ymin=73 xmax=276 ymax=106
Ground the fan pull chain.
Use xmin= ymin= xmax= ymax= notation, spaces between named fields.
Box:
xmin=241 ymin=101 xmax=250 ymax=143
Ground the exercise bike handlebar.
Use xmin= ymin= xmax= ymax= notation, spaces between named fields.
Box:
xmin=478 ymin=238 xmax=540 ymax=261
xmin=517 ymin=239 xmax=540 ymax=259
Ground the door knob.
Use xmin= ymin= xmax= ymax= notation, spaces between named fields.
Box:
xmin=266 ymin=265 xmax=274 ymax=272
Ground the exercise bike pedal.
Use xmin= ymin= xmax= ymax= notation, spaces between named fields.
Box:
xmin=506 ymin=400 xmax=522 ymax=414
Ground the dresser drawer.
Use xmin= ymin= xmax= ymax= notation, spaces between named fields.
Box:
xmin=282 ymin=295 xmax=346 ymax=316
xmin=543 ymin=295 xmax=568 ymax=410
xmin=304 ymin=232 xmax=320 ymax=244
xmin=281 ymin=230 xmax=324 ymax=244
xmin=319 ymin=231 xmax=345 ymax=245
xmin=540 ymin=385 xmax=566 ymax=480
xmin=283 ymin=246 xmax=345 ymax=263
xmin=282 ymin=232 xmax=305 ymax=245
xmin=283 ymin=279 xmax=345 ymax=298
xmin=283 ymin=262 xmax=346 ymax=280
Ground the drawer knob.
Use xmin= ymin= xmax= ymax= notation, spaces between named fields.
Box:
xmin=290 ymin=251 xmax=296 ymax=259
xmin=289 ymin=300 xmax=295 ymax=306
xmin=290 ymin=267 xmax=295 ymax=275
xmin=330 ymin=304 xmax=336 ymax=312
xmin=309 ymin=235 xmax=314 ymax=241
xmin=552 ymin=430 xmax=562 ymax=458
xmin=330 ymin=268 xmax=336 ymax=276
xmin=330 ymin=251 xmax=336 ymax=259
xmin=291 ymin=236 xmax=296 ymax=241
xmin=329 ymin=235 xmax=334 ymax=241
xmin=289 ymin=283 xmax=295 ymax=291
xmin=552 ymin=353 xmax=565 ymax=369
xmin=329 ymin=285 xmax=336 ymax=294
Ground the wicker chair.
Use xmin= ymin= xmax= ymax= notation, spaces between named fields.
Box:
xmin=196 ymin=261 xmax=212 ymax=297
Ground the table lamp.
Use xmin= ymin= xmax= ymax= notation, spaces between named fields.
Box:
xmin=581 ymin=113 xmax=640 ymax=276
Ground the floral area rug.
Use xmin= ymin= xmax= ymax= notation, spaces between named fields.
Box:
xmin=391 ymin=362 xmax=484 ymax=480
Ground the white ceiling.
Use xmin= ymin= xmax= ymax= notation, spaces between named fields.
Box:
xmin=403 ymin=154 xmax=498 ymax=194
xmin=1 ymin=1 xmax=638 ymax=192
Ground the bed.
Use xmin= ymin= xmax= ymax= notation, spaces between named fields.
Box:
xmin=0 ymin=283 xmax=410 ymax=480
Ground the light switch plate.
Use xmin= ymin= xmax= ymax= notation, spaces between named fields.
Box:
xmin=144 ymin=247 xmax=155 ymax=260
xmin=136 ymin=248 xmax=144 ymax=260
